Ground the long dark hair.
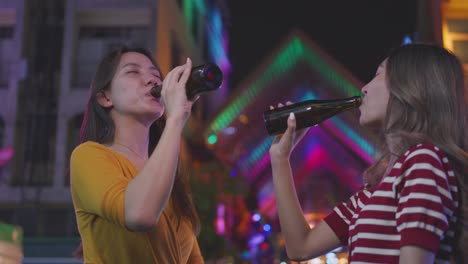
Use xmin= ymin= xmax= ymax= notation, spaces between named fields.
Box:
xmin=74 ymin=46 xmax=200 ymax=258
xmin=364 ymin=43 xmax=468 ymax=262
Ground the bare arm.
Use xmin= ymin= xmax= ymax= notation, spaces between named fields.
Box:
xmin=270 ymin=110 xmax=341 ymax=260
xmin=124 ymin=58 xmax=195 ymax=231
xmin=271 ymin=156 xmax=341 ymax=260
xmin=399 ymin=245 xmax=435 ymax=263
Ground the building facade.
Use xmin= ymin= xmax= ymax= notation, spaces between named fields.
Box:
xmin=0 ymin=0 xmax=230 ymax=257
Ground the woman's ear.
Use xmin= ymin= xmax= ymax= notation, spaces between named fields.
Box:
xmin=96 ymin=91 xmax=113 ymax=108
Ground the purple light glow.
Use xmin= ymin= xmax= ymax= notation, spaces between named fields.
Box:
xmin=215 ymin=204 xmax=226 ymax=235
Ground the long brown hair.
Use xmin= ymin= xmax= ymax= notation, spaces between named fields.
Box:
xmin=74 ymin=46 xmax=200 ymax=258
xmin=364 ymin=43 xmax=468 ymax=262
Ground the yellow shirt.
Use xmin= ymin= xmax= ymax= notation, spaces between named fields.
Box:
xmin=70 ymin=141 xmax=203 ymax=264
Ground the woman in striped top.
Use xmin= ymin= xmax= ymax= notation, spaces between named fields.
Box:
xmin=269 ymin=44 xmax=467 ymax=263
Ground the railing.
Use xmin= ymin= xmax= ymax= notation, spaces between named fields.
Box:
xmin=0 ymin=59 xmax=11 ymax=88
xmin=23 ymin=237 xmax=81 ymax=263
xmin=23 ymin=257 xmax=81 ymax=264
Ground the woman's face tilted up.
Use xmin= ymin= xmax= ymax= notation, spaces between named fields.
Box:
xmin=100 ymin=51 xmax=164 ymax=125
xmin=359 ymin=61 xmax=390 ymax=129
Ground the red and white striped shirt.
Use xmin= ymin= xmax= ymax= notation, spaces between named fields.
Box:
xmin=325 ymin=144 xmax=459 ymax=264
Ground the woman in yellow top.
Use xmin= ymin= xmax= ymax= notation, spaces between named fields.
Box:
xmin=70 ymin=46 xmax=203 ymax=263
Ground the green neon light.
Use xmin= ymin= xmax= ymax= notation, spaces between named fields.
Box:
xmin=184 ymin=0 xmax=206 ymax=33
xmin=240 ymin=91 xmax=375 ymax=171
xmin=207 ymin=134 xmax=217 ymax=144
xmin=240 ymin=137 xmax=273 ymax=169
xmin=208 ymin=37 xmax=361 ymax=134
xmin=332 ymin=118 xmax=376 ymax=156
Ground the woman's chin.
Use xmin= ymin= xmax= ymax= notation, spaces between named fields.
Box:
xmin=154 ymin=112 xmax=164 ymax=121
xmin=360 ymin=118 xmax=383 ymax=132
xmin=148 ymin=105 xmax=164 ymax=118
xmin=358 ymin=115 xmax=367 ymax=126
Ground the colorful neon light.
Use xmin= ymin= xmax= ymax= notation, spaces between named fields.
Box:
xmin=207 ymin=37 xmax=361 ymax=134
xmin=238 ymin=91 xmax=375 ymax=178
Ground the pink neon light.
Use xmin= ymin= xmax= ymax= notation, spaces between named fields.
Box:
xmin=215 ymin=204 xmax=226 ymax=235
xmin=0 ymin=146 xmax=14 ymax=167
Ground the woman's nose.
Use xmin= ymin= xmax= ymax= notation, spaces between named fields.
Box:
xmin=361 ymin=85 xmax=368 ymax=95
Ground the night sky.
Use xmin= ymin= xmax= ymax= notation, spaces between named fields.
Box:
xmin=227 ymin=0 xmax=417 ymax=88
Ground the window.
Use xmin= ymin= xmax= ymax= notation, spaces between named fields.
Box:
xmin=171 ymin=33 xmax=182 ymax=69
xmin=0 ymin=117 xmax=4 ymax=180
xmin=176 ymin=0 xmax=183 ymax=10
xmin=202 ymin=25 xmax=211 ymax=62
xmin=453 ymin=41 xmax=468 ymax=64
xmin=447 ymin=19 xmax=468 ymax=32
xmin=446 ymin=19 xmax=468 ymax=65
xmin=0 ymin=27 xmax=14 ymax=87
xmin=72 ymin=26 xmax=150 ymax=88
xmin=191 ymin=5 xmax=199 ymax=43
xmin=64 ymin=113 xmax=83 ymax=186
xmin=0 ymin=117 xmax=4 ymax=148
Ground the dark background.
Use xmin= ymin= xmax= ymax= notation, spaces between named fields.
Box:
xmin=227 ymin=0 xmax=417 ymax=87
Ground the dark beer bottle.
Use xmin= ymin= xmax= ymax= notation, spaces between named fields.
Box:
xmin=263 ymin=96 xmax=362 ymax=135
xmin=150 ymin=63 xmax=223 ymax=100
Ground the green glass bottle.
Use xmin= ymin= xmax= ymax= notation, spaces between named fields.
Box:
xmin=263 ymin=96 xmax=362 ymax=135
xmin=150 ymin=63 xmax=223 ymax=100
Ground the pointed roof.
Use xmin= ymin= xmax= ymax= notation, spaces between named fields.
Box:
xmin=203 ymin=30 xmax=377 ymax=216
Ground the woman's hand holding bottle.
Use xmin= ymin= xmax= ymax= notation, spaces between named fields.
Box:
xmin=161 ymin=58 xmax=199 ymax=125
xmin=269 ymin=102 xmax=310 ymax=161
